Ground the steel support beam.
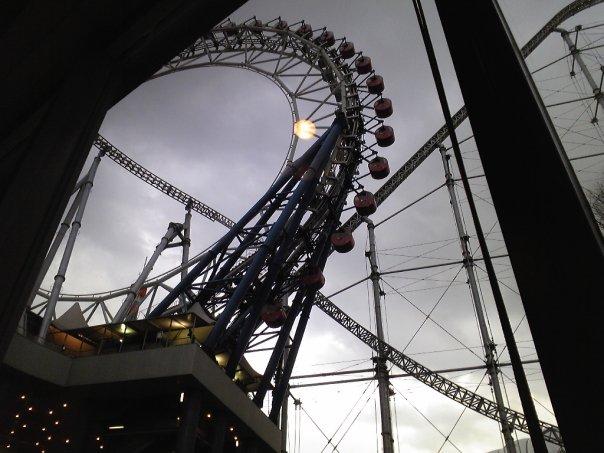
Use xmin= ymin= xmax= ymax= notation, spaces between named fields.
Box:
xmin=150 ymin=132 xmax=327 ymax=318
xmin=365 ymin=220 xmax=394 ymax=453
xmin=114 ymin=222 xmax=182 ymax=321
xmin=38 ymin=151 xmax=103 ymax=341
xmin=26 ymin=187 xmax=84 ymax=310
xmin=179 ymin=206 xmax=192 ymax=311
xmin=558 ymin=27 xmax=604 ymax=121
xmin=204 ymin=122 xmax=341 ymax=351
xmin=439 ymin=147 xmax=517 ymax=452
xmin=224 ymin=129 xmax=342 ymax=375
xmin=434 ymin=1 xmax=604 ymax=450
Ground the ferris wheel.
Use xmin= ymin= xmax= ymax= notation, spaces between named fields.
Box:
xmin=24 ymin=1 xmax=604 ymax=451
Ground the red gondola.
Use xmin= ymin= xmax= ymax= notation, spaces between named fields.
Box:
xmin=368 ymin=157 xmax=390 ymax=179
xmin=355 ymin=56 xmax=373 ymax=74
xmin=301 ymin=266 xmax=325 ymax=290
xmin=367 ymin=75 xmax=385 ymax=94
xmin=330 ymin=228 xmax=355 ymax=253
xmin=317 ymin=31 xmax=335 ymax=47
xmin=354 ymin=190 xmax=377 ymax=216
xmin=261 ymin=304 xmax=287 ymax=328
xmin=339 ymin=42 xmax=355 ymax=59
xmin=296 ymin=23 xmax=313 ymax=38
xmin=375 ymin=125 xmax=395 ymax=147
xmin=374 ymin=98 xmax=393 ymax=118
xmin=275 ymin=20 xmax=288 ymax=30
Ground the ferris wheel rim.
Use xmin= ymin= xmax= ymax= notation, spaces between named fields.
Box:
xmin=41 ymin=17 xmax=383 ymax=305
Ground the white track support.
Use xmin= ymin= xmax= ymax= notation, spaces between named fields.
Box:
xmin=114 ymin=222 xmax=182 ymax=321
xmin=559 ymin=26 xmax=604 ymax=120
xmin=365 ymin=219 xmax=395 ymax=453
xmin=37 ymin=151 xmax=103 ymax=342
xmin=439 ymin=147 xmax=517 ymax=453
xmin=26 ymin=188 xmax=84 ymax=309
xmin=179 ymin=206 xmax=192 ymax=311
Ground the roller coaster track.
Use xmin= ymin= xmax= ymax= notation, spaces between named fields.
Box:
xmin=93 ymin=135 xmax=235 ymax=228
xmin=313 ymin=292 xmax=563 ymax=446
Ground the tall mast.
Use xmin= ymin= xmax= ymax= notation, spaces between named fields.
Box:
xmin=365 ymin=219 xmax=395 ymax=453
xmin=439 ymin=146 xmax=517 ymax=453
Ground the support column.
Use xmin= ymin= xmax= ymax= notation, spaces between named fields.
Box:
xmin=37 ymin=151 xmax=103 ymax=342
xmin=179 ymin=205 xmax=192 ymax=311
xmin=177 ymin=389 xmax=202 ymax=453
xmin=115 ymin=222 xmax=182 ymax=321
xmin=270 ymin=297 xmax=313 ymax=422
xmin=365 ymin=220 xmax=394 ymax=453
xmin=439 ymin=147 xmax=516 ymax=452
xmin=26 ymin=188 xmax=84 ymax=309
xmin=558 ymin=26 xmax=604 ymax=120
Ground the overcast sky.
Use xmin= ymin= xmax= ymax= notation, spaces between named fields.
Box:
xmin=37 ymin=1 xmax=604 ymax=452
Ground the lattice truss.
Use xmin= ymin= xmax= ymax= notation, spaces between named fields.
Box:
xmin=528 ymin=19 xmax=604 ymax=195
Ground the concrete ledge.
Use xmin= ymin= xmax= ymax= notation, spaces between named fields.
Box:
xmin=3 ymin=334 xmax=72 ymax=385
xmin=3 ymin=336 xmax=280 ymax=452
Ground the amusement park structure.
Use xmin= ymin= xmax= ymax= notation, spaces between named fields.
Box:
xmin=1 ymin=0 xmax=603 ymax=452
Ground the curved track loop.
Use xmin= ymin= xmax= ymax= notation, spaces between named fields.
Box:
xmin=314 ymin=293 xmax=563 ymax=446
xmin=94 ymin=135 xmax=236 ymax=228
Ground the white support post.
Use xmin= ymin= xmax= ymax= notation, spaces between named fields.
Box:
xmin=365 ymin=219 xmax=395 ymax=453
xmin=26 ymin=188 xmax=84 ymax=310
xmin=440 ymin=146 xmax=517 ymax=453
xmin=559 ymin=27 xmax=604 ymax=121
xmin=114 ymin=222 xmax=182 ymax=321
xmin=179 ymin=205 xmax=192 ymax=311
xmin=37 ymin=151 xmax=103 ymax=342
